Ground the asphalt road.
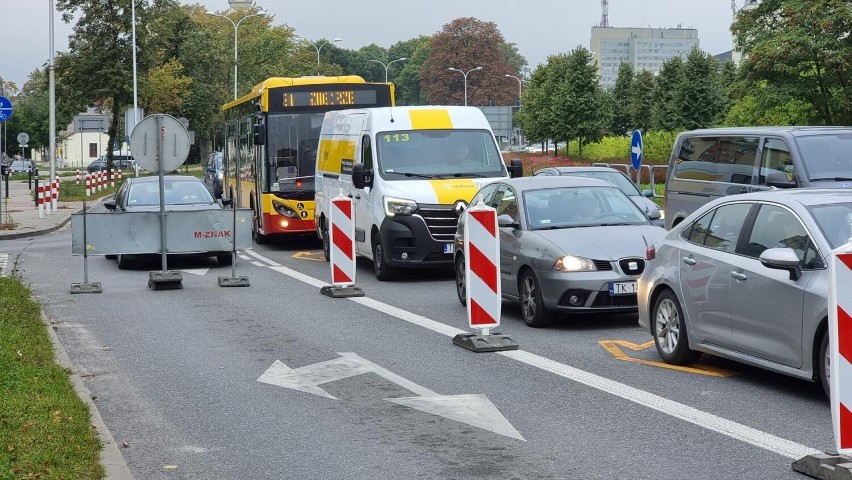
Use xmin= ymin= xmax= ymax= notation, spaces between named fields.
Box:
xmin=3 ymin=229 xmax=832 ymax=479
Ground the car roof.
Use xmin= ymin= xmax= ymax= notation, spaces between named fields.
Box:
xmin=127 ymin=175 xmax=200 ymax=184
xmin=706 ymin=188 xmax=852 ymax=208
xmin=540 ymin=166 xmax=627 ymax=175
xmin=679 ymin=126 xmax=852 ymax=138
xmin=493 ymin=175 xmax=615 ymax=193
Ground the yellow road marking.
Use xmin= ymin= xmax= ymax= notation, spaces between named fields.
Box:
xmin=598 ymin=340 xmax=736 ymax=378
xmin=292 ymin=251 xmax=325 ymax=262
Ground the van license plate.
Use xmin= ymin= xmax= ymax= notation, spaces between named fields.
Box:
xmin=443 ymin=243 xmax=453 ymax=254
xmin=609 ymin=282 xmax=636 ymax=295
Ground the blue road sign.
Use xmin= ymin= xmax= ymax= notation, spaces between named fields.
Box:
xmin=630 ymin=130 xmax=643 ymax=170
xmin=0 ymin=96 xmax=12 ymax=123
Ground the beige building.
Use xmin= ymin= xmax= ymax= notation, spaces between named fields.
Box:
xmin=590 ymin=26 xmax=699 ymax=88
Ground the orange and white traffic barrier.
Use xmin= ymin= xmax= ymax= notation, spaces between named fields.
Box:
xmin=830 ymin=246 xmax=852 ymax=454
xmin=329 ymin=194 xmax=356 ymax=286
xmin=37 ymin=185 xmax=45 ymax=218
xmin=464 ymin=201 xmax=501 ymax=333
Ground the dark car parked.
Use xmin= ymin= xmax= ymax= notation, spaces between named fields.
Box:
xmin=204 ymin=152 xmax=224 ymax=199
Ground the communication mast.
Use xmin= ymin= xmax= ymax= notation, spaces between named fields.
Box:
xmin=601 ymin=0 xmax=609 ymax=27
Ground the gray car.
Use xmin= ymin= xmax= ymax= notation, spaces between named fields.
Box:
xmin=637 ymin=189 xmax=852 ymax=395
xmin=534 ymin=166 xmax=664 ymax=226
xmin=454 ymin=176 xmax=667 ymax=327
xmin=103 ymin=175 xmax=232 ymax=269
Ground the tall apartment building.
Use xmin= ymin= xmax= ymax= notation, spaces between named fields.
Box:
xmin=590 ymin=26 xmax=699 ymax=88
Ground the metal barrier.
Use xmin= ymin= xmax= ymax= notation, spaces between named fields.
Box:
xmin=592 ymin=162 xmax=669 ymax=208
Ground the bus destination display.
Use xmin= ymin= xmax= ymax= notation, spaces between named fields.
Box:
xmin=281 ymin=90 xmax=378 ymax=108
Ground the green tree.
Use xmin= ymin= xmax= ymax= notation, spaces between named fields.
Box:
xmin=390 ymin=36 xmax=431 ymax=105
xmin=420 ymin=17 xmax=518 ymax=105
xmin=552 ymin=47 xmax=606 ymax=158
xmin=651 ymin=56 xmax=685 ymax=130
xmin=732 ymin=0 xmax=852 ymax=124
xmin=609 ymin=62 xmax=635 ymax=135
xmin=516 ymin=56 xmax=560 ymax=148
xmin=629 ymin=69 xmax=656 ymax=133
xmin=677 ymin=48 xmax=727 ymax=130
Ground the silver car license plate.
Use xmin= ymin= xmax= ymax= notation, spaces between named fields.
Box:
xmin=443 ymin=243 xmax=453 ymax=254
xmin=609 ymin=281 xmax=637 ymax=295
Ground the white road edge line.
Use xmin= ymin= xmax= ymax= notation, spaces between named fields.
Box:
xmin=245 ymin=250 xmax=821 ymax=460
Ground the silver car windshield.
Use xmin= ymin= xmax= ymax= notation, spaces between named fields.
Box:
xmin=376 ymin=129 xmax=504 ymax=180
xmin=128 ymin=180 xmax=215 ymax=207
xmin=809 ymin=202 xmax=852 ymax=249
xmin=561 ymin=171 xmax=640 ymax=196
xmin=524 ymin=186 xmax=649 ymax=229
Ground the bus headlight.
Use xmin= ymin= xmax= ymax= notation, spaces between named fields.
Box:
xmin=553 ymin=255 xmax=598 ymax=272
xmin=384 ymin=196 xmax=418 ymax=216
xmin=272 ymin=200 xmax=298 ymax=218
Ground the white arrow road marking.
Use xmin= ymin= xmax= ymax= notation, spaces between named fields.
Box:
xmin=180 ymin=268 xmax=209 ymax=276
xmin=389 ymin=394 xmax=525 ymax=441
xmin=244 ymin=250 xmax=819 ymax=458
xmin=258 ymin=352 xmax=524 ymax=440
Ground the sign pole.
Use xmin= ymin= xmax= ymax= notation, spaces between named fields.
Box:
xmin=217 ymin=122 xmax=249 ymax=288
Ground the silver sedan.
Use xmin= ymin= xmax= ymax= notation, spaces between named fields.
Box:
xmin=638 ymin=189 xmax=852 ymax=395
xmin=454 ymin=176 xmax=667 ymax=327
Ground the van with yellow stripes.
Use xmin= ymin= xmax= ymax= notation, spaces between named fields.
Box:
xmin=315 ymin=105 xmax=522 ymax=280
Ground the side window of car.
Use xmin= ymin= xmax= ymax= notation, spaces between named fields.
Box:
xmin=757 ymin=138 xmax=796 ymax=187
xmin=685 ymin=203 xmax=752 ymax=252
xmin=494 ymin=186 xmax=519 ymax=222
xmin=744 ymin=204 xmax=820 ymax=269
xmin=476 ymin=184 xmax=498 ymax=206
xmin=684 ymin=210 xmax=714 ymax=245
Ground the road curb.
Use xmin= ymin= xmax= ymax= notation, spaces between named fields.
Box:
xmin=42 ymin=312 xmax=135 ymax=480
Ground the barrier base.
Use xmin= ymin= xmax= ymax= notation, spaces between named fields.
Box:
xmin=793 ymin=452 xmax=852 ymax=479
xmin=320 ymin=285 xmax=365 ymax=298
xmin=70 ymin=282 xmax=103 ymax=294
xmin=218 ymin=275 xmax=250 ymax=287
xmin=452 ymin=332 xmax=519 ymax=353
xmin=148 ymin=271 xmax=183 ymax=290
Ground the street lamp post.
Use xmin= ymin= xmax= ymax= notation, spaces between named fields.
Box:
xmin=368 ymin=58 xmax=407 ymax=83
xmin=297 ymin=37 xmax=342 ymax=75
xmin=447 ymin=67 xmax=482 ymax=106
xmin=207 ymin=10 xmax=268 ymax=100
xmin=504 ymin=74 xmax=522 ymax=107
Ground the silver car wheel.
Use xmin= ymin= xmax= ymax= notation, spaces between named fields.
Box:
xmin=521 ymin=275 xmax=537 ymax=320
xmin=655 ymin=298 xmax=679 ymax=355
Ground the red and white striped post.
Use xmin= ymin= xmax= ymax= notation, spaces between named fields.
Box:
xmin=118 ymin=169 xmax=123 ymax=181
xmin=320 ymin=193 xmax=364 ymax=298
xmin=464 ymin=202 xmax=501 ymax=334
xmin=76 ymin=169 xmax=81 ymax=184
xmin=830 ymin=246 xmax=852 ymax=455
xmin=85 ymin=173 xmax=91 ymax=197
xmin=110 ymin=168 xmax=114 ymax=188
xmin=37 ymin=185 xmax=44 ymax=218
xmin=51 ymin=177 xmax=59 ymax=212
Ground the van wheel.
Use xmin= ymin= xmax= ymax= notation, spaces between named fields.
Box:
xmin=372 ymin=235 xmax=396 ymax=281
xmin=217 ymin=253 xmax=233 ymax=266
xmin=321 ymin=219 xmax=330 ymax=261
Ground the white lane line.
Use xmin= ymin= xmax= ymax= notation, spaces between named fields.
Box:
xmin=0 ymin=253 xmax=7 ymax=276
xmin=244 ymin=250 xmax=821 ymax=459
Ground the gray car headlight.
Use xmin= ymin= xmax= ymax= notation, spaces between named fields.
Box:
xmin=272 ymin=200 xmax=298 ymax=218
xmin=384 ymin=196 xmax=418 ymax=216
xmin=553 ymin=255 xmax=598 ymax=272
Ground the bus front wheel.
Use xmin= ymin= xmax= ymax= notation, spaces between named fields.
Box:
xmin=252 ymin=211 xmax=269 ymax=245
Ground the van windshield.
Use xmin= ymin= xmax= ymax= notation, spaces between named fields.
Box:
xmin=797 ymin=134 xmax=852 ymax=181
xmin=376 ymin=129 xmax=505 ymax=180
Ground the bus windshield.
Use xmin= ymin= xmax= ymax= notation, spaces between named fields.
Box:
xmin=265 ymin=113 xmax=323 ymax=196
xmin=376 ymin=129 xmax=505 ymax=180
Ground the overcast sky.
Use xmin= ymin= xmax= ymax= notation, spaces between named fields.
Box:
xmin=0 ymin=0 xmax=740 ymax=90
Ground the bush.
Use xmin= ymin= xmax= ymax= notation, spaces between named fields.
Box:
xmin=563 ymin=131 xmax=679 ymax=165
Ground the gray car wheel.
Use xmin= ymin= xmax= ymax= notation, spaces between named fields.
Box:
xmin=116 ymin=254 xmax=134 ymax=270
xmin=321 ymin=219 xmax=330 ymax=262
xmin=652 ymin=290 xmax=700 ymax=364
xmin=819 ymin=329 xmax=830 ymax=397
xmin=455 ymin=254 xmax=466 ymax=306
xmin=520 ymin=270 xmax=552 ymax=327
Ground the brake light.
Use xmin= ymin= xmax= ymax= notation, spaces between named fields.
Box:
xmin=646 ymin=244 xmax=656 ymax=261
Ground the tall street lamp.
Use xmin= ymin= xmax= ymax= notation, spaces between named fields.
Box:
xmin=207 ymin=10 xmax=268 ymax=100
xmin=504 ymin=74 xmax=523 ymax=107
xmin=368 ymin=57 xmax=407 ymax=83
xmin=447 ymin=66 xmax=482 ymax=106
xmin=297 ymin=37 xmax=342 ymax=75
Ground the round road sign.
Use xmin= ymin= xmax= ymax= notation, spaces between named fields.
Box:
xmin=130 ymin=114 xmax=190 ymax=173
xmin=0 ymin=96 xmax=13 ymax=123
xmin=17 ymin=132 xmax=29 ymax=145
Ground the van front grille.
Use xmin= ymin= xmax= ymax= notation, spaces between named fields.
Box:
xmin=416 ymin=204 xmax=460 ymax=242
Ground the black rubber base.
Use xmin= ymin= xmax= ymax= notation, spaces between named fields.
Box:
xmin=70 ymin=282 xmax=102 ymax=294
xmin=320 ymin=285 xmax=366 ymax=298
xmin=218 ymin=276 xmax=250 ymax=287
xmin=792 ymin=452 xmax=852 ymax=479
xmin=452 ymin=332 xmax=519 ymax=352
xmin=148 ymin=271 xmax=183 ymax=290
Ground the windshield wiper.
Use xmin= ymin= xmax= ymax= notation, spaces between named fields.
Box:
xmin=434 ymin=172 xmax=490 ymax=178
xmin=390 ymin=171 xmax=440 ymax=179
xmin=535 ymin=225 xmax=581 ymax=230
xmin=810 ymin=177 xmax=852 ymax=181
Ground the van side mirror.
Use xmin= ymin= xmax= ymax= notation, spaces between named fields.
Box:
xmin=253 ymin=123 xmax=265 ymax=146
xmin=508 ymin=158 xmax=523 ymax=178
xmin=352 ymin=163 xmax=372 ymax=189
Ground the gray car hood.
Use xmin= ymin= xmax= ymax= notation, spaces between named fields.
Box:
xmin=531 ymin=224 xmax=666 ymax=260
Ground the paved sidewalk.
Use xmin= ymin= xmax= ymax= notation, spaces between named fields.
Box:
xmin=0 ymin=176 xmax=101 ymax=240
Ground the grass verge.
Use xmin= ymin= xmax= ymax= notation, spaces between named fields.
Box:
xmin=0 ymin=275 xmax=104 ymax=479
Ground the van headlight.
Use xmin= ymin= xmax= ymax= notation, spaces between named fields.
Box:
xmin=384 ymin=196 xmax=418 ymax=216
xmin=272 ymin=200 xmax=298 ymax=218
xmin=553 ymin=255 xmax=598 ymax=272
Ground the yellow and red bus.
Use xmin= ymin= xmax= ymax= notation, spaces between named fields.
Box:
xmin=221 ymin=76 xmax=395 ymax=243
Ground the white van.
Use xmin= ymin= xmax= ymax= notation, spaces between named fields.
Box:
xmin=315 ymin=105 xmax=522 ymax=280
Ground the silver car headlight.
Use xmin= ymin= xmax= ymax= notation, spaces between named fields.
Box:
xmin=553 ymin=255 xmax=598 ymax=272
xmin=384 ymin=196 xmax=418 ymax=216
xmin=272 ymin=200 xmax=298 ymax=218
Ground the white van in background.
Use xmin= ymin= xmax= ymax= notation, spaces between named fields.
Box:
xmin=315 ymin=105 xmax=522 ymax=280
